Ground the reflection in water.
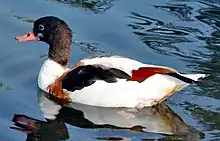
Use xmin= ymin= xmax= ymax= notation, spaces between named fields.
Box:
xmin=154 ymin=4 xmax=193 ymax=21
xmin=182 ymin=3 xmax=220 ymax=135
xmin=184 ymin=101 xmax=220 ymax=131
xmin=11 ymin=115 xmax=69 ymax=141
xmin=0 ymin=81 xmax=12 ymax=90
xmin=128 ymin=1 xmax=220 ymax=138
xmin=128 ymin=12 xmax=201 ymax=56
xmin=96 ymin=137 xmax=130 ymax=141
xmin=10 ymin=89 xmax=203 ymax=141
xmin=13 ymin=15 xmax=34 ymax=24
xmin=49 ymin=0 xmax=116 ymax=13
xmin=73 ymin=40 xmax=108 ymax=55
xmin=196 ymin=8 xmax=220 ymax=30
xmin=189 ymin=2 xmax=220 ymax=100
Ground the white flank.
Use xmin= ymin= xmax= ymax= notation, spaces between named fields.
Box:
xmin=65 ymin=74 xmax=186 ymax=107
xmin=38 ymin=56 xmax=207 ymax=108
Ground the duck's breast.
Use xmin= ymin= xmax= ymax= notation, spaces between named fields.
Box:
xmin=38 ymin=59 xmax=67 ymax=92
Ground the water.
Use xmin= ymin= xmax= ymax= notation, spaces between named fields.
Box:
xmin=0 ymin=0 xmax=220 ymax=140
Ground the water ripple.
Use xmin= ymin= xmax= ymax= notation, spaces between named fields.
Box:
xmin=154 ymin=4 xmax=194 ymax=21
xmin=48 ymin=0 xmax=116 ymax=13
xmin=128 ymin=12 xmax=199 ymax=56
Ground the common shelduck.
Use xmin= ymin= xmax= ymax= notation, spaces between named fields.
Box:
xmin=15 ymin=16 xmax=206 ymax=109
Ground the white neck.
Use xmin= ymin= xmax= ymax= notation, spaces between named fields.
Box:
xmin=38 ymin=59 xmax=68 ymax=93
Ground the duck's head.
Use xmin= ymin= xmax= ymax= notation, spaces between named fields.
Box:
xmin=15 ymin=16 xmax=72 ymax=67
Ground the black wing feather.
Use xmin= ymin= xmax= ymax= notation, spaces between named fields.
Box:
xmin=62 ymin=65 xmax=130 ymax=92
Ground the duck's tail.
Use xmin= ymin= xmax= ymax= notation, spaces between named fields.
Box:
xmin=181 ymin=73 xmax=207 ymax=82
xmin=167 ymin=73 xmax=207 ymax=84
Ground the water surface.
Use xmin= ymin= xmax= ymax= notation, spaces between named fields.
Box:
xmin=0 ymin=0 xmax=220 ymax=140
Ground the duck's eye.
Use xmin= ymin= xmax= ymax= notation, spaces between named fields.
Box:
xmin=39 ymin=24 xmax=44 ymax=31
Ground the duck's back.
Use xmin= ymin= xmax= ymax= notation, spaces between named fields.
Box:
xmin=80 ymin=55 xmax=176 ymax=75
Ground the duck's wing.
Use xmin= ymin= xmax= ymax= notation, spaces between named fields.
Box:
xmin=61 ymin=64 xmax=130 ymax=92
xmin=79 ymin=55 xmax=202 ymax=83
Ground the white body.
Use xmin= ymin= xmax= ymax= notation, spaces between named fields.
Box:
xmin=38 ymin=56 xmax=206 ymax=108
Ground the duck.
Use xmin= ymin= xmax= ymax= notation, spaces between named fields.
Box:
xmin=15 ymin=16 xmax=206 ymax=109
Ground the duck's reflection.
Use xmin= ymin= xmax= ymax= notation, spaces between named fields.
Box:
xmin=11 ymin=115 xmax=69 ymax=141
xmin=11 ymin=89 xmax=203 ymax=141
